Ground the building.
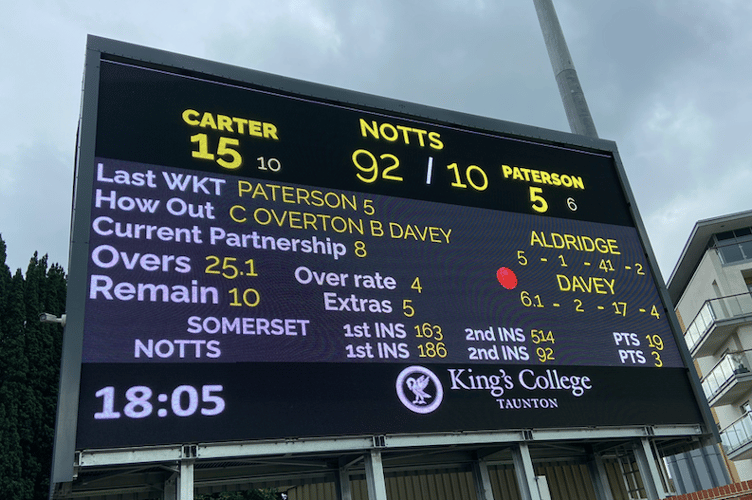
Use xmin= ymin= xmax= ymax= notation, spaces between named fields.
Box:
xmin=668 ymin=210 xmax=752 ymax=482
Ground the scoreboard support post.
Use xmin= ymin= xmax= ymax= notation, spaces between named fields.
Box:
xmin=634 ymin=438 xmax=667 ymax=500
xmin=178 ymin=459 xmax=195 ymax=500
xmin=164 ymin=473 xmax=177 ymax=500
xmin=513 ymin=443 xmax=543 ymax=500
xmin=587 ymin=450 xmax=615 ymax=500
xmin=335 ymin=461 xmax=354 ymax=500
xmin=472 ymin=458 xmax=495 ymax=500
xmin=364 ymin=451 xmax=388 ymax=500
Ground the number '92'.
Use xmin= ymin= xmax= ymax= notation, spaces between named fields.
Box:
xmin=94 ymin=385 xmax=225 ymax=419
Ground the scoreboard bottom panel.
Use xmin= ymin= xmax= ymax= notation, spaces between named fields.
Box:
xmin=77 ymin=362 xmax=702 ymax=449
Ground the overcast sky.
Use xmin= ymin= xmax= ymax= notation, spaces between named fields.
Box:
xmin=1 ymin=0 xmax=751 ymax=284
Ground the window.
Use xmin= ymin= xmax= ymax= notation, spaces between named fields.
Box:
xmin=720 ymin=245 xmax=744 ymax=263
xmin=714 ymin=227 xmax=752 ymax=265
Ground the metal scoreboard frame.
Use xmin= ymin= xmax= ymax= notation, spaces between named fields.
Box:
xmin=51 ymin=35 xmax=715 ymax=485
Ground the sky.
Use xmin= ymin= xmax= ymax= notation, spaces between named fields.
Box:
xmin=1 ymin=0 xmax=751 ymax=284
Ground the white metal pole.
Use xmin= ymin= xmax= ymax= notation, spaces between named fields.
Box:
xmin=473 ymin=458 xmax=496 ymax=500
xmin=513 ymin=444 xmax=543 ymax=500
xmin=532 ymin=0 xmax=598 ymax=138
xmin=178 ymin=460 xmax=194 ymax=500
xmin=364 ymin=451 xmax=388 ymax=500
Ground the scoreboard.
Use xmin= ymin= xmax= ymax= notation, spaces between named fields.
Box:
xmin=58 ymin=37 xmax=709 ymax=454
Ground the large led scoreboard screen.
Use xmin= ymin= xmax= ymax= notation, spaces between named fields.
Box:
xmin=68 ymin=38 xmax=705 ymax=450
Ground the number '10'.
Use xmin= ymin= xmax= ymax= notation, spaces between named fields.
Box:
xmin=447 ymin=163 xmax=488 ymax=191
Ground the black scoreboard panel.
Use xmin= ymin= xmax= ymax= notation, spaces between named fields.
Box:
xmin=69 ymin=50 xmax=704 ymax=450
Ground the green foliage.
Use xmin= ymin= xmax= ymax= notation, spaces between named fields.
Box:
xmin=0 ymin=235 xmax=67 ymax=500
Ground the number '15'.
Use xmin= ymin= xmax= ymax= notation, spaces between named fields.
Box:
xmin=191 ymin=134 xmax=242 ymax=169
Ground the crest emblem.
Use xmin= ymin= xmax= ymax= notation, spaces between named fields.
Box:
xmin=396 ymin=366 xmax=443 ymax=414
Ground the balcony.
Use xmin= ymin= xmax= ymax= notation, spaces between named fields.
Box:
xmin=721 ymin=412 xmax=752 ymax=460
xmin=684 ymin=293 xmax=752 ymax=357
xmin=701 ymin=352 xmax=752 ymax=407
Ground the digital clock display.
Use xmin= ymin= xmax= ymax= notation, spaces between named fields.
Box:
xmin=69 ymin=53 xmax=704 ymax=450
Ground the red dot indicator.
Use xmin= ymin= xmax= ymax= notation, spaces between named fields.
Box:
xmin=497 ymin=267 xmax=518 ymax=290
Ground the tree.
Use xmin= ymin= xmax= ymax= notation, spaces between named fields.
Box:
xmin=0 ymin=235 xmax=66 ymax=500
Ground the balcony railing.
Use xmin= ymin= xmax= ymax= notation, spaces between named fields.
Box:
xmin=701 ymin=352 xmax=751 ymax=402
xmin=684 ymin=293 xmax=752 ymax=353
xmin=721 ymin=412 xmax=752 ymax=456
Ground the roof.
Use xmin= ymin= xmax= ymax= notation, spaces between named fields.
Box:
xmin=667 ymin=209 xmax=752 ymax=304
